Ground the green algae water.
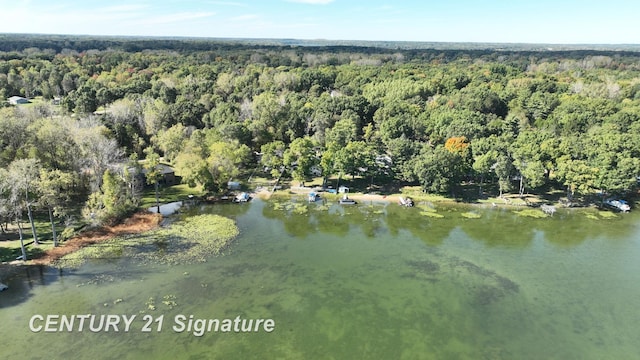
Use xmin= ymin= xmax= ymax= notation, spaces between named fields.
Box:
xmin=2 ymin=198 xmax=640 ymax=359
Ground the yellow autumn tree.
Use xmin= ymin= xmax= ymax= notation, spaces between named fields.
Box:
xmin=444 ymin=136 xmax=469 ymax=156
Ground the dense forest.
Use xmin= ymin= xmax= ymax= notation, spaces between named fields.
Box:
xmin=2 ymin=35 xmax=640 ymax=241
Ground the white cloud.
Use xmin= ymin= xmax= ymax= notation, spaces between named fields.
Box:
xmin=286 ymin=0 xmax=335 ymax=4
xmin=99 ymin=4 xmax=150 ymax=13
xmin=204 ymin=1 xmax=248 ymax=6
xmin=230 ymin=14 xmax=259 ymax=21
xmin=137 ymin=12 xmax=216 ymax=26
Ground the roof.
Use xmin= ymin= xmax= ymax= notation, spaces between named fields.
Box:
xmin=8 ymin=96 xmax=29 ymax=104
xmin=141 ymin=163 xmax=175 ymax=175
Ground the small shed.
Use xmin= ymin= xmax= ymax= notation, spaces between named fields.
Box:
xmin=8 ymin=96 xmax=29 ymax=105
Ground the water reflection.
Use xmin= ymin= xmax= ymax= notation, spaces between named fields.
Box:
xmin=1 ymin=198 xmax=640 ymax=359
xmin=259 ymin=197 xmax=639 ymax=248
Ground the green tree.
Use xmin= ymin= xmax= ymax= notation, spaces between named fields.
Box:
xmin=7 ymin=158 xmax=41 ymax=245
xmin=283 ymin=137 xmax=317 ymax=185
xmin=0 ymin=167 xmax=27 ymax=260
xmin=153 ymin=123 xmax=187 ymax=163
xmin=206 ymin=141 xmax=251 ymax=192
xmin=334 ymin=141 xmax=376 ymax=183
xmin=324 ymin=116 xmax=358 ymax=150
xmin=143 ymin=147 xmax=163 ymax=214
xmin=174 ymin=151 xmax=212 ymax=189
xmin=494 ymin=154 xmax=514 ymax=197
xmin=414 ymin=146 xmax=465 ymax=195
xmin=248 ymin=92 xmax=287 ymax=146
xmin=583 ymin=124 xmax=640 ymax=196
xmin=84 ymin=169 xmax=138 ymax=225
xmin=29 ymin=117 xmax=76 ymax=171
xmin=260 ymin=141 xmax=286 ymax=179
xmin=556 ymin=158 xmax=598 ymax=199
xmin=38 ymin=169 xmax=73 ymax=247
xmin=511 ymin=130 xmax=550 ymax=196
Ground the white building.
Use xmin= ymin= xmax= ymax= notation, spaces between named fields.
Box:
xmin=8 ymin=96 xmax=29 ymax=105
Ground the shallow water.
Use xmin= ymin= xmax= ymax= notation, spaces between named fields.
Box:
xmin=1 ymin=199 xmax=640 ymax=359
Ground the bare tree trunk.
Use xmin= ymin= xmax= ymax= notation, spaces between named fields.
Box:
xmin=155 ymin=181 xmax=160 ymax=214
xmin=519 ymin=176 xmax=524 ymax=197
xmin=26 ymin=202 xmax=39 ymax=246
xmin=49 ymin=207 xmax=58 ymax=247
xmin=16 ymin=217 xmax=27 ymax=261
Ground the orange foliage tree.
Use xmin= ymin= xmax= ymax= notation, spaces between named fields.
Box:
xmin=444 ymin=136 xmax=469 ymax=155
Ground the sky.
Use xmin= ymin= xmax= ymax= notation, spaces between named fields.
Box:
xmin=0 ymin=0 xmax=639 ymax=44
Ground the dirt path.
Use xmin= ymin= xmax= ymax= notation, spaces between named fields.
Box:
xmin=31 ymin=212 xmax=163 ymax=266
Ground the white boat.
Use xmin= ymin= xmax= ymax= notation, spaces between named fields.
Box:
xmin=399 ymin=196 xmax=414 ymax=207
xmin=339 ymin=195 xmax=356 ymax=205
xmin=308 ymin=192 xmax=320 ymax=203
xmin=235 ymin=192 xmax=251 ymax=202
xmin=0 ymin=283 xmax=8 ymax=292
xmin=604 ymin=199 xmax=631 ymax=212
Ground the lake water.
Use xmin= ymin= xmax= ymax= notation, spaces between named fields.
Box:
xmin=1 ymin=198 xmax=640 ymax=359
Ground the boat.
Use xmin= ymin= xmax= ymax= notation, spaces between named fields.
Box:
xmin=604 ymin=199 xmax=631 ymax=212
xmin=0 ymin=283 xmax=7 ymax=292
xmin=235 ymin=192 xmax=251 ymax=203
xmin=308 ymin=192 xmax=320 ymax=203
xmin=399 ymin=196 xmax=414 ymax=207
xmin=339 ymin=195 xmax=357 ymax=205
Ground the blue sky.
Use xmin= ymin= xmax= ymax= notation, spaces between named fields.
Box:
xmin=0 ymin=0 xmax=638 ymax=44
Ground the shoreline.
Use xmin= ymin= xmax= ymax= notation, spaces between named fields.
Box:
xmin=0 ymin=189 xmax=617 ymax=275
xmin=2 ymin=212 xmax=164 ymax=268
xmin=34 ymin=212 xmax=163 ymax=266
xmin=258 ymin=186 xmax=588 ymax=210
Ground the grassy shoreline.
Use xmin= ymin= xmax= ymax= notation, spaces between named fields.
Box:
xmin=1 ymin=180 xmax=628 ymax=273
xmin=0 ymin=212 xmax=163 ymax=268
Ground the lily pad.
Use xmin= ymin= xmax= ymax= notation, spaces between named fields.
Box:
xmin=514 ymin=209 xmax=548 ymax=218
xmin=461 ymin=212 xmax=482 ymax=219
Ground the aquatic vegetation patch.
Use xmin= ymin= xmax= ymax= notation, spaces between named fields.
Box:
xmin=272 ymin=201 xmax=306 ymax=214
xmin=75 ymin=274 xmax=116 ymax=286
xmin=272 ymin=202 xmax=286 ymax=211
xmin=597 ymin=211 xmax=618 ymax=219
xmin=472 ymin=284 xmax=504 ymax=306
xmin=514 ymin=209 xmax=548 ymax=218
xmin=452 ymin=257 xmax=520 ymax=306
xmin=56 ymin=243 xmax=124 ymax=269
xmin=584 ymin=211 xmax=618 ymax=220
xmin=134 ymin=214 xmax=239 ymax=264
xmin=417 ymin=204 xmax=444 ymax=218
xmin=145 ymin=297 xmax=157 ymax=311
xmin=461 ymin=212 xmax=482 ymax=219
xmin=292 ymin=203 xmax=309 ymax=215
xmin=54 ymin=214 xmax=240 ymax=268
xmin=406 ymin=259 xmax=440 ymax=275
xmin=420 ymin=211 xmax=445 ymax=218
xmin=314 ymin=204 xmax=330 ymax=211
xmin=162 ymin=294 xmax=178 ymax=309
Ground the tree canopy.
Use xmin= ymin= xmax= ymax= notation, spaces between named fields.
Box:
xmin=2 ymin=35 xmax=640 ymax=239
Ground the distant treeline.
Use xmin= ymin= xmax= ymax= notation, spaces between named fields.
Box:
xmin=1 ymin=33 xmax=640 ymax=59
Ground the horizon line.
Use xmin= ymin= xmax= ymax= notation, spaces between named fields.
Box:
xmin=2 ymin=32 xmax=640 ymax=50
